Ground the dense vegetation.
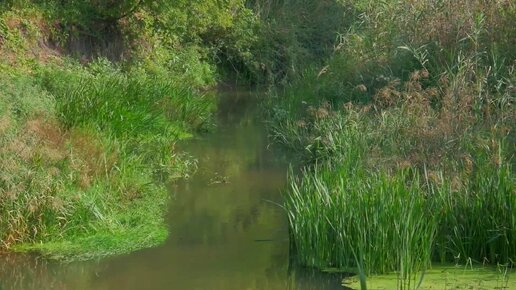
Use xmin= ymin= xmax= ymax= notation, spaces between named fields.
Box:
xmin=266 ymin=0 xmax=515 ymax=288
xmin=1 ymin=0 xmax=515 ymax=288
xmin=0 ymin=0 xmax=254 ymax=259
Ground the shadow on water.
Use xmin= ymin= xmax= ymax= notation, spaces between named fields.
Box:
xmin=0 ymin=87 xmax=347 ymax=290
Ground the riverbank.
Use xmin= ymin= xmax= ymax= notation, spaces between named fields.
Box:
xmin=264 ymin=0 xmax=515 ymax=288
xmin=1 ymin=69 xmax=214 ymax=260
xmin=0 ymin=2 xmax=240 ymax=259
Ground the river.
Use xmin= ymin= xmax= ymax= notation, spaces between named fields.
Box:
xmin=0 ymin=88 xmax=346 ymax=290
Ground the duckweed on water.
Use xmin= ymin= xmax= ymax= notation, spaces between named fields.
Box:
xmin=344 ymin=265 xmax=516 ymax=290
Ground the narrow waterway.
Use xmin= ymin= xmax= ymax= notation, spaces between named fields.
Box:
xmin=0 ymin=89 xmax=345 ymax=290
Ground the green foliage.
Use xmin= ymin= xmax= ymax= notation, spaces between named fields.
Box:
xmin=0 ymin=0 xmax=243 ymax=260
xmin=1 ymin=0 xmax=259 ymax=84
xmin=432 ymin=156 xmax=516 ymax=265
xmin=246 ymin=0 xmax=359 ymax=82
xmin=286 ymin=141 xmax=514 ymax=287
xmin=135 ymin=0 xmax=259 ymax=82
xmin=281 ymin=101 xmax=515 ymax=285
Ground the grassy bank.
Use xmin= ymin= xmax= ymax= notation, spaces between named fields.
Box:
xmin=0 ymin=1 xmax=257 ymax=259
xmin=265 ymin=0 xmax=515 ymax=288
xmin=0 ymin=65 xmax=214 ymax=260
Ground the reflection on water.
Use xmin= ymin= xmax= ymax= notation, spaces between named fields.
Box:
xmin=0 ymin=89 xmax=345 ymax=290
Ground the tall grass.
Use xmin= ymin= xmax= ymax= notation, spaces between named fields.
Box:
xmin=40 ymin=62 xmax=214 ymax=137
xmin=286 ymin=145 xmax=514 ymax=288
xmin=0 ymin=59 xmax=215 ymax=259
xmin=432 ymin=156 xmax=516 ymax=265
xmin=282 ymin=106 xmax=515 ymax=285
xmin=275 ymin=76 xmax=515 ymax=284
xmin=287 ymin=166 xmax=436 ymax=288
xmin=268 ymin=1 xmax=515 ymax=288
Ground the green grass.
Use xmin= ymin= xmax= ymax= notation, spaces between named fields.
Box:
xmin=287 ymin=167 xmax=436 ymax=286
xmin=13 ymin=221 xmax=168 ymax=261
xmin=0 ymin=59 xmax=215 ymax=259
xmin=0 ymin=1 xmax=228 ymax=260
xmin=39 ymin=61 xmax=215 ymax=137
xmin=286 ymin=153 xmax=514 ymax=287
xmin=0 ymin=0 xmax=268 ymax=262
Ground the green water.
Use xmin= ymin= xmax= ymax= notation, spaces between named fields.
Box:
xmin=0 ymin=89 xmax=346 ymax=290
xmin=344 ymin=265 xmax=515 ymax=289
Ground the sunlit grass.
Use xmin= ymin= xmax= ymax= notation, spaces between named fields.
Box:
xmin=0 ymin=60 xmax=216 ymax=259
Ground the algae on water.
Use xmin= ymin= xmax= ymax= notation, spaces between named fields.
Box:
xmin=343 ymin=266 xmax=515 ymax=290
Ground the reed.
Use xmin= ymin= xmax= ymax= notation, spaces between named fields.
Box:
xmin=285 ymin=150 xmax=514 ymax=288
xmin=271 ymin=1 xmax=515 ymax=288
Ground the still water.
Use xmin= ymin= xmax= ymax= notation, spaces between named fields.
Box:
xmin=0 ymin=89 xmax=345 ymax=290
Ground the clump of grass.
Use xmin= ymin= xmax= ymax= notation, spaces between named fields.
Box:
xmin=287 ymin=166 xmax=436 ymax=287
xmin=432 ymin=156 xmax=516 ymax=265
xmin=277 ymin=72 xmax=514 ymax=284
xmin=283 ymin=114 xmax=514 ymax=287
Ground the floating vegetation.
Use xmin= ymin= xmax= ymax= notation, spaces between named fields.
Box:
xmin=343 ymin=265 xmax=516 ymax=290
